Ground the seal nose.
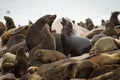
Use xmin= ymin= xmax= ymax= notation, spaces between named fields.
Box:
xmin=51 ymin=15 xmax=57 ymax=20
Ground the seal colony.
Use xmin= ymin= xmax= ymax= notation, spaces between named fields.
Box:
xmin=0 ymin=11 xmax=120 ymax=80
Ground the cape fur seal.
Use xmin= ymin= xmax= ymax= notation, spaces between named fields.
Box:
xmin=109 ymin=11 xmax=120 ymax=26
xmin=61 ymin=18 xmax=91 ymax=56
xmin=26 ymin=14 xmax=56 ymax=51
xmin=4 ymin=16 xmax=16 ymax=30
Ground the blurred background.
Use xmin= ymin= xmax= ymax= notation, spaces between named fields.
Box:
xmin=0 ymin=0 xmax=120 ymax=26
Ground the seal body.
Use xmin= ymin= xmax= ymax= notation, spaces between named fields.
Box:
xmin=25 ymin=15 xmax=56 ymax=51
xmin=61 ymin=18 xmax=91 ymax=56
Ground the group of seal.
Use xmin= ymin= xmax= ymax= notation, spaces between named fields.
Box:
xmin=0 ymin=11 xmax=120 ymax=80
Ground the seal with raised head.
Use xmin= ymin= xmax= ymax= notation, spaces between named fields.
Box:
xmin=102 ymin=21 xmax=119 ymax=39
xmin=26 ymin=14 xmax=56 ymax=51
xmin=109 ymin=11 xmax=120 ymax=26
xmin=61 ymin=18 xmax=91 ymax=56
xmin=4 ymin=16 xmax=16 ymax=30
xmin=85 ymin=18 xmax=94 ymax=31
xmin=14 ymin=47 xmax=30 ymax=78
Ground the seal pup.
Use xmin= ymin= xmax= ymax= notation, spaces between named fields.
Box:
xmin=14 ymin=47 xmax=30 ymax=78
xmin=34 ymin=49 xmax=67 ymax=63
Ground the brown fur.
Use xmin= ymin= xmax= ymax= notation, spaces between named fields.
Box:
xmin=29 ymin=44 xmax=45 ymax=66
xmin=90 ymin=67 xmax=120 ymax=80
xmin=91 ymin=34 xmax=107 ymax=45
xmin=4 ymin=16 xmax=16 ymax=30
xmin=7 ymin=41 xmax=25 ymax=54
xmin=1 ymin=28 xmax=16 ymax=46
xmin=88 ymin=49 xmax=120 ymax=66
xmin=77 ymin=21 xmax=85 ymax=28
xmin=115 ymin=27 xmax=120 ymax=34
xmin=14 ymin=47 xmax=29 ymax=77
xmin=7 ymin=34 xmax=25 ymax=49
xmin=36 ymin=59 xmax=98 ymax=79
xmin=1 ymin=63 xmax=15 ymax=74
xmin=110 ymin=11 xmax=120 ymax=26
xmin=29 ymin=41 xmax=63 ymax=66
xmin=28 ymin=74 xmax=45 ymax=80
xmin=90 ymin=64 xmax=120 ymax=78
xmin=0 ymin=53 xmax=16 ymax=73
xmin=26 ymin=15 xmax=56 ymax=51
xmin=0 ymin=73 xmax=16 ymax=80
xmin=1 ymin=25 xmax=29 ymax=46
xmin=90 ymin=37 xmax=119 ymax=54
xmin=27 ymin=66 xmax=39 ymax=74
xmin=86 ymin=28 xmax=104 ymax=39
xmin=28 ymin=24 xmax=57 ymax=66
xmin=85 ymin=18 xmax=94 ymax=30
xmin=40 ymin=24 xmax=56 ymax=50
xmin=36 ymin=59 xmax=77 ymax=80
xmin=10 ymin=25 xmax=29 ymax=35
xmin=75 ymin=60 xmax=99 ymax=78
xmin=0 ymin=21 xmax=6 ymax=36
xmin=102 ymin=21 xmax=119 ymax=39
xmin=34 ymin=49 xmax=67 ymax=63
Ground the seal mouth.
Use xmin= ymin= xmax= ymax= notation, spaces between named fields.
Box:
xmin=50 ymin=15 xmax=57 ymax=20
xmin=48 ymin=15 xmax=57 ymax=26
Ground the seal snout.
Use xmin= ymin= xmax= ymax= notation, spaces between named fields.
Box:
xmin=51 ymin=15 xmax=57 ymax=20
xmin=4 ymin=16 xmax=8 ymax=19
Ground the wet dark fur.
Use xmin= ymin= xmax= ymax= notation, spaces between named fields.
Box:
xmin=61 ymin=18 xmax=91 ymax=56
